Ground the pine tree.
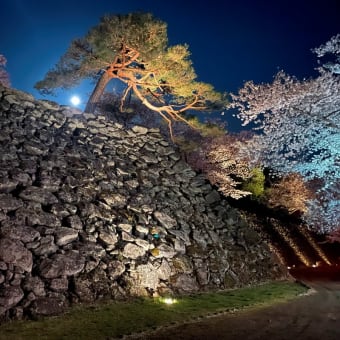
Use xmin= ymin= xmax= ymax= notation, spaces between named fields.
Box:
xmin=35 ymin=12 xmax=225 ymax=139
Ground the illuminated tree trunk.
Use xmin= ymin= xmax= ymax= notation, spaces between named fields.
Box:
xmin=84 ymin=71 xmax=111 ymax=113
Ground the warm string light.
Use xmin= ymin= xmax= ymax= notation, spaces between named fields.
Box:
xmin=267 ymin=242 xmax=287 ymax=266
xmin=299 ymin=228 xmax=332 ymax=265
xmin=272 ymin=223 xmax=313 ymax=267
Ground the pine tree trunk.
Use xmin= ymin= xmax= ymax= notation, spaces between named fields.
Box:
xmin=84 ymin=71 xmax=111 ymax=113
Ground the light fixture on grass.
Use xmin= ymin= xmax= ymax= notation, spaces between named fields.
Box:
xmin=159 ymin=297 xmax=178 ymax=305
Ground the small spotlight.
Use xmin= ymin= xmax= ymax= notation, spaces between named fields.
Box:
xmin=160 ymin=297 xmax=177 ymax=305
xmin=287 ymin=266 xmax=291 ymax=270
xmin=312 ymin=264 xmax=317 ymax=268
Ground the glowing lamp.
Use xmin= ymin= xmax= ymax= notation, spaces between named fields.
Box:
xmin=160 ymin=297 xmax=177 ymax=305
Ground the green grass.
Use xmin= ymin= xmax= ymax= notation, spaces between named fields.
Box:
xmin=0 ymin=281 xmax=307 ymax=339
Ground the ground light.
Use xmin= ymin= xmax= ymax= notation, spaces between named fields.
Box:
xmin=159 ymin=297 xmax=178 ymax=305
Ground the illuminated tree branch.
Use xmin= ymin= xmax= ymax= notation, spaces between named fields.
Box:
xmin=35 ymin=13 xmax=226 ymax=139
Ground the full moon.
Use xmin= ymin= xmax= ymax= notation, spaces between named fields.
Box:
xmin=70 ymin=95 xmax=81 ymax=106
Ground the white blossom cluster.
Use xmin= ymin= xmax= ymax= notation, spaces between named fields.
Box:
xmin=229 ymin=35 xmax=340 ymax=233
xmin=312 ymin=33 xmax=340 ymax=74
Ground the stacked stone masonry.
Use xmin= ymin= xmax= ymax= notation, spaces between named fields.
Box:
xmin=0 ymin=84 xmax=286 ymax=321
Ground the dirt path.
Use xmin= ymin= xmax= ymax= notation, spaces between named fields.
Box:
xmin=129 ymin=267 xmax=340 ymax=340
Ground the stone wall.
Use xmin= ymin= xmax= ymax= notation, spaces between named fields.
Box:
xmin=0 ymin=84 xmax=286 ymax=321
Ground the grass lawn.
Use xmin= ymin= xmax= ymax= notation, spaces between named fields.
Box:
xmin=0 ymin=281 xmax=307 ymax=339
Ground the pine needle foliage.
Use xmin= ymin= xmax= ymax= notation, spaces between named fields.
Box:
xmin=35 ymin=12 xmax=226 ymax=139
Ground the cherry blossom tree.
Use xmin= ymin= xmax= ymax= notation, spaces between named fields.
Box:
xmin=304 ymin=181 xmax=340 ymax=234
xmin=264 ymin=173 xmax=314 ymax=215
xmin=229 ymin=35 xmax=340 ymax=233
xmin=312 ymin=33 xmax=340 ymax=74
xmin=184 ymin=132 xmax=256 ymax=199
xmin=0 ymin=54 xmax=10 ymax=87
xmin=230 ymin=70 xmax=339 ymax=176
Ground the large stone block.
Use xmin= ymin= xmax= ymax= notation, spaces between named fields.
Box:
xmin=39 ymin=252 xmax=85 ymax=279
xmin=0 ymin=238 xmax=33 ymax=272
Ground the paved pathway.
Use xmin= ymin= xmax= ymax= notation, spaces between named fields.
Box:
xmin=130 ymin=267 xmax=340 ymax=340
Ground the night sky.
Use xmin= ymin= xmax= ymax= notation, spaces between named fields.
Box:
xmin=1 ymin=0 xmax=339 ymax=129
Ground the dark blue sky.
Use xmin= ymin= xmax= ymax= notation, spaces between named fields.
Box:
xmin=1 ymin=0 xmax=339 ymax=129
